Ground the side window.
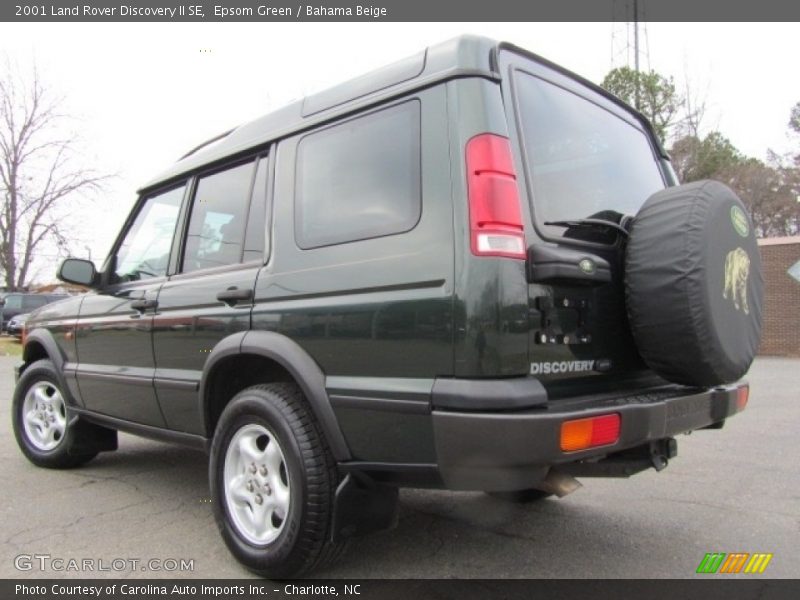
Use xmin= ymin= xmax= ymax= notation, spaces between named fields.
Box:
xmin=243 ymin=156 xmax=268 ymax=263
xmin=3 ymin=295 xmax=22 ymax=310
xmin=295 ymin=100 xmax=421 ymax=249
xmin=23 ymin=296 xmax=48 ymax=310
xmin=115 ymin=185 xmax=185 ymax=282
xmin=182 ymin=161 xmax=255 ymax=272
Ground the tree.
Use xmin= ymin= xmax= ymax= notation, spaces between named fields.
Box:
xmin=0 ymin=61 xmax=105 ymax=291
xmin=669 ymin=131 xmax=799 ymax=238
xmin=669 ymin=132 xmax=743 ymax=184
xmin=601 ymin=66 xmax=681 ymax=143
xmin=728 ymin=157 xmax=798 ymax=237
xmin=790 ymin=101 xmax=800 ymax=166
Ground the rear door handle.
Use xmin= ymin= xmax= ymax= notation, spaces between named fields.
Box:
xmin=216 ymin=287 xmax=253 ymax=305
xmin=130 ymin=298 xmax=158 ymax=313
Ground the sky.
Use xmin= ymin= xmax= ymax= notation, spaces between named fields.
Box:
xmin=0 ymin=21 xmax=798 ymax=281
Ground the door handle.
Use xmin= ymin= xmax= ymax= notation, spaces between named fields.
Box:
xmin=216 ymin=287 xmax=253 ymax=305
xmin=130 ymin=298 xmax=158 ymax=313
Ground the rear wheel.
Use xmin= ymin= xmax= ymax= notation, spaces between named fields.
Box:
xmin=210 ymin=382 xmax=345 ymax=578
xmin=12 ymin=359 xmax=110 ymax=469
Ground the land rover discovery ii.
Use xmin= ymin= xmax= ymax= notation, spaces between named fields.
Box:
xmin=12 ymin=36 xmax=763 ymax=577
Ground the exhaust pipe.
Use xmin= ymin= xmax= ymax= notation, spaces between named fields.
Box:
xmin=537 ymin=469 xmax=582 ymax=498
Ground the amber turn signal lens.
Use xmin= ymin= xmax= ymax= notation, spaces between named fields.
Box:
xmin=560 ymin=413 xmax=621 ymax=452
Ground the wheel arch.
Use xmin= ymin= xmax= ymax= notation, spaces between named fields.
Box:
xmin=19 ymin=328 xmax=76 ymax=405
xmin=200 ymin=331 xmax=351 ymax=461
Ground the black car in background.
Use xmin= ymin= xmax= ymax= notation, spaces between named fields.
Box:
xmin=0 ymin=293 xmax=68 ymax=332
xmin=6 ymin=313 xmax=30 ymax=338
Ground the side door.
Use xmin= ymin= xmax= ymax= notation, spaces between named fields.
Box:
xmin=151 ymin=155 xmax=269 ymax=435
xmin=75 ymin=183 xmax=187 ymax=426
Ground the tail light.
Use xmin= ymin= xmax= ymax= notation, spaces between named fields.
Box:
xmin=21 ymin=322 xmax=27 ymax=347
xmin=560 ymin=413 xmax=621 ymax=452
xmin=465 ymin=133 xmax=526 ymax=259
xmin=736 ymin=384 xmax=749 ymax=412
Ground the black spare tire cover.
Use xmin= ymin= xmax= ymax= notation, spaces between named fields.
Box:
xmin=625 ymin=180 xmax=763 ymax=387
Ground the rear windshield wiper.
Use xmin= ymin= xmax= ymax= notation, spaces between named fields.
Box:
xmin=544 ymin=218 xmax=630 ymax=237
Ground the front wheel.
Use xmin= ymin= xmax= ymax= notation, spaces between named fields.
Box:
xmin=12 ymin=359 xmax=112 ymax=468
xmin=210 ymin=383 xmax=345 ymax=578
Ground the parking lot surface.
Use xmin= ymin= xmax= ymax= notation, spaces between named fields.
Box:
xmin=1 ymin=355 xmax=798 ymax=579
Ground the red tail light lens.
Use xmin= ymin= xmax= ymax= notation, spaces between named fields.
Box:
xmin=465 ymin=134 xmax=525 ymax=259
xmin=560 ymin=413 xmax=621 ymax=452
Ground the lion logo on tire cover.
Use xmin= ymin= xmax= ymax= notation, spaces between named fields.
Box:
xmin=723 ymin=247 xmax=750 ymax=314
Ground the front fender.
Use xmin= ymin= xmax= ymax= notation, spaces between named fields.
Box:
xmin=21 ymin=328 xmax=79 ymax=406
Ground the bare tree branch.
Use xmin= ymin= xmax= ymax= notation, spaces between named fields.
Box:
xmin=0 ymin=58 xmax=109 ymax=290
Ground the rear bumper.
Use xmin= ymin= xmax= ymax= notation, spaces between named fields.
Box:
xmin=432 ymin=382 xmax=746 ymax=491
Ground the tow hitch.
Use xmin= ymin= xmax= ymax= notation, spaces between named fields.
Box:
xmin=560 ymin=438 xmax=678 ymax=479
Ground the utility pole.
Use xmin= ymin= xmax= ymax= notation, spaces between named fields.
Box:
xmin=611 ymin=0 xmax=648 ymax=109
xmin=633 ymin=0 xmax=641 ymax=110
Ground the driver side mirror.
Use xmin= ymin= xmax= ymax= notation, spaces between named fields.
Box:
xmin=58 ymin=258 xmax=98 ymax=287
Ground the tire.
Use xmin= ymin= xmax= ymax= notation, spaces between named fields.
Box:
xmin=625 ymin=181 xmax=764 ymax=386
xmin=488 ymin=489 xmax=553 ymax=503
xmin=210 ymin=382 xmax=346 ymax=578
xmin=12 ymin=359 xmax=101 ymax=469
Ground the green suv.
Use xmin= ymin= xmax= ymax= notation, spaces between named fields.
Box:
xmin=11 ymin=36 xmax=763 ymax=577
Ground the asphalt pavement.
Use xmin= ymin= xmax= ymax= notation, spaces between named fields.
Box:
xmin=1 ymin=354 xmax=798 ymax=579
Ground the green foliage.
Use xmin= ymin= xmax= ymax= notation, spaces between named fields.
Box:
xmin=790 ymin=101 xmax=800 ymax=135
xmin=669 ymin=132 xmax=799 ymax=237
xmin=669 ymin=132 xmax=743 ymax=183
xmin=601 ymin=66 xmax=680 ymax=143
xmin=790 ymin=101 xmax=800 ymax=166
xmin=601 ymin=65 xmax=799 ymax=238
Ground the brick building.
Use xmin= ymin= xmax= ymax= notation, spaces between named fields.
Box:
xmin=757 ymin=237 xmax=800 ymax=356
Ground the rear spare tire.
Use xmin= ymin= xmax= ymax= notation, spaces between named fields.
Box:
xmin=625 ymin=180 xmax=763 ymax=387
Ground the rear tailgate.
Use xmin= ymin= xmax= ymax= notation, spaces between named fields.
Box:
xmin=496 ymin=46 xmax=672 ymax=390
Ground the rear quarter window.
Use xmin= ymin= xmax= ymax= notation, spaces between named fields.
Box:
xmin=295 ymin=100 xmax=421 ymax=249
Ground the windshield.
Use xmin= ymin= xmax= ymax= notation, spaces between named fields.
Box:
xmin=514 ymin=71 xmax=665 ymax=237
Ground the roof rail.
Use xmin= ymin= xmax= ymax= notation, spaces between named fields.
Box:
xmin=179 ymin=128 xmax=235 ymax=160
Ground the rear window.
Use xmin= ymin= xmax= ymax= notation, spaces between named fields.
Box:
xmin=295 ymin=100 xmax=421 ymax=249
xmin=514 ymin=72 xmax=665 ymax=234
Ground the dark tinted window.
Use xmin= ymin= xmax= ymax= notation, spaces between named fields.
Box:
xmin=23 ymin=295 xmax=49 ymax=310
xmin=183 ymin=161 xmax=255 ymax=272
xmin=115 ymin=185 xmax=185 ymax=282
xmin=295 ymin=101 xmax=421 ymax=249
xmin=515 ymin=72 xmax=664 ymax=229
xmin=243 ymin=157 xmax=268 ymax=263
xmin=3 ymin=295 xmax=22 ymax=310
